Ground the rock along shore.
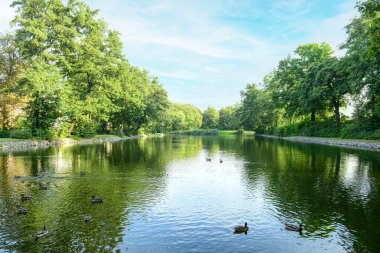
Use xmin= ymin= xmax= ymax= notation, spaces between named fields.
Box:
xmin=0 ymin=134 xmax=163 ymax=152
xmin=256 ymin=135 xmax=380 ymax=152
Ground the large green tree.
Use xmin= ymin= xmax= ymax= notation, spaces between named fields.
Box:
xmin=202 ymin=106 xmax=219 ymax=129
xmin=269 ymin=43 xmax=333 ymax=124
xmin=0 ymin=33 xmax=26 ymax=130
xmin=219 ymin=104 xmax=241 ymax=130
xmin=342 ymin=1 xmax=380 ymax=125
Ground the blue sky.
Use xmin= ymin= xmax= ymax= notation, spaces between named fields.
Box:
xmin=0 ymin=0 xmax=357 ymax=111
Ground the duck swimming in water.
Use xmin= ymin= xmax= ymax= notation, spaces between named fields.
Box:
xmin=38 ymin=182 xmax=47 ymax=190
xmin=84 ymin=214 xmax=92 ymax=223
xmin=220 ymin=158 xmax=223 ymax=163
xmin=285 ymin=223 xmax=304 ymax=232
xmin=91 ymin=195 xmax=103 ymax=203
xmin=234 ymin=222 xmax=249 ymax=234
xmin=206 ymin=158 xmax=211 ymax=162
xmin=20 ymin=194 xmax=32 ymax=202
xmin=35 ymin=226 xmax=48 ymax=238
xmin=16 ymin=205 xmax=27 ymax=215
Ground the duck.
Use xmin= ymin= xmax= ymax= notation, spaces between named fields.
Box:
xmin=84 ymin=214 xmax=92 ymax=223
xmin=91 ymin=195 xmax=103 ymax=203
xmin=35 ymin=226 xmax=48 ymax=238
xmin=285 ymin=223 xmax=304 ymax=232
xmin=220 ymin=159 xmax=223 ymax=163
xmin=16 ymin=205 xmax=27 ymax=215
xmin=20 ymin=194 xmax=32 ymax=202
xmin=234 ymin=222 xmax=249 ymax=233
xmin=38 ymin=183 xmax=48 ymax=190
xmin=206 ymin=158 xmax=211 ymax=162
xmin=80 ymin=171 xmax=86 ymax=176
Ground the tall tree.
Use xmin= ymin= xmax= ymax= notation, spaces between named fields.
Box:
xmin=202 ymin=106 xmax=219 ymax=129
xmin=0 ymin=33 xmax=26 ymax=130
xmin=269 ymin=43 xmax=333 ymax=124
xmin=219 ymin=104 xmax=241 ymax=130
xmin=342 ymin=2 xmax=380 ymax=125
xmin=309 ymin=57 xmax=350 ymax=125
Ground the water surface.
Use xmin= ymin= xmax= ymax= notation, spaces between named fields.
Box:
xmin=0 ymin=136 xmax=379 ymax=252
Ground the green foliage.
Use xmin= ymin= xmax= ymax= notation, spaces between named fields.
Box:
xmin=240 ymin=83 xmax=277 ymax=133
xmin=180 ymin=129 xmax=219 ymax=136
xmin=357 ymin=0 xmax=380 ymax=58
xmin=9 ymin=130 xmax=32 ymax=139
xmin=71 ymin=118 xmax=98 ymax=138
xmin=0 ymin=130 xmax=11 ymax=138
xmin=25 ymin=92 xmax=61 ymax=139
xmin=202 ymin=106 xmax=219 ymax=129
xmin=219 ymin=104 xmax=240 ymax=130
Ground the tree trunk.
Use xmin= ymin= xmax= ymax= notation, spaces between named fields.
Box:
xmin=310 ymin=110 xmax=316 ymax=125
xmin=334 ymin=102 xmax=340 ymax=125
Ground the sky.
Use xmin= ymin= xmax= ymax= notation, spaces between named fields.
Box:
xmin=0 ymin=0 xmax=358 ymax=111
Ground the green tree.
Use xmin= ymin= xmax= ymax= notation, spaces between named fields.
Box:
xmin=219 ymin=105 xmax=240 ymax=130
xmin=309 ymin=57 xmax=350 ymax=125
xmin=357 ymin=0 xmax=380 ymax=58
xmin=240 ymin=83 xmax=277 ymax=133
xmin=0 ymin=33 xmax=26 ymax=130
xmin=342 ymin=3 xmax=380 ymax=125
xmin=202 ymin=106 xmax=219 ymax=129
xmin=269 ymin=43 xmax=333 ymax=124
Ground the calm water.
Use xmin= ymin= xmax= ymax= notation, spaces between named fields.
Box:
xmin=1 ymin=136 xmax=380 ymax=252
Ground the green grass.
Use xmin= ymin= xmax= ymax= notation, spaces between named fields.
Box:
xmin=271 ymin=121 xmax=380 ymax=140
xmin=218 ymin=130 xmax=237 ymax=135
xmin=0 ymin=138 xmax=24 ymax=142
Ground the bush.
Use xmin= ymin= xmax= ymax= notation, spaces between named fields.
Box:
xmin=9 ymin=130 xmax=32 ymax=139
xmin=0 ymin=130 xmax=11 ymax=138
xmin=181 ymin=129 xmax=219 ymax=135
xmin=72 ymin=119 xmax=97 ymax=138
xmin=236 ymin=128 xmax=244 ymax=135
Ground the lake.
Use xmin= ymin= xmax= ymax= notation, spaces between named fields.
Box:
xmin=0 ymin=135 xmax=379 ymax=252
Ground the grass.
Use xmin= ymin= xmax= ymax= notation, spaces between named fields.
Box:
xmin=271 ymin=121 xmax=380 ymax=140
xmin=0 ymin=138 xmax=24 ymax=142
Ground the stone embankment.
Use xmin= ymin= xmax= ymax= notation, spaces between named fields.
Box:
xmin=0 ymin=134 xmax=158 ymax=152
xmin=257 ymin=135 xmax=380 ymax=152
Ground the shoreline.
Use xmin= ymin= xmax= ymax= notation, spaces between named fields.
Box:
xmin=256 ymin=134 xmax=380 ymax=152
xmin=0 ymin=134 xmax=163 ymax=152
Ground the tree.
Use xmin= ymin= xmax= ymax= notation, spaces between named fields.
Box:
xmin=0 ymin=33 xmax=26 ymax=130
xmin=269 ymin=43 xmax=333 ymax=124
xmin=342 ymin=3 xmax=380 ymax=125
xmin=240 ymin=83 xmax=277 ymax=133
xmin=219 ymin=105 xmax=241 ymax=130
xmin=309 ymin=57 xmax=351 ymax=125
xmin=357 ymin=0 xmax=380 ymax=59
xmin=202 ymin=106 xmax=219 ymax=129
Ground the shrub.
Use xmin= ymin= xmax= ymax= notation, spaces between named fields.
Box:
xmin=0 ymin=130 xmax=11 ymax=138
xmin=9 ymin=130 xmax=32 ymax=139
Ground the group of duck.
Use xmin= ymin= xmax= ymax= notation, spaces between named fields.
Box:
xmin=15 ymin=173 xmax=103 ymax=239
xmin=206 ymin=158 xmax=223 ymax=163
xmin=234 ymin=222 xmax=304 ymax=234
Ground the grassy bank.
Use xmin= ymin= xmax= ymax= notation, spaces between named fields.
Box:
xmin=171 ymin=129 xmax=255 ymax=136
xmin=270 ymin=121 xmax=380 ymax=140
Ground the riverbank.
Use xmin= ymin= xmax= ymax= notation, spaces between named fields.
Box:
xmin=0 ymin=134 xmax=163 ymax=152
xmin=257 ymin=135 xmax=380 ymax=152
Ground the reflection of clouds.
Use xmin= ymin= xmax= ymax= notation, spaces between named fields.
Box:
xmin=341 ymin=155 xmax=372 ymax=202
